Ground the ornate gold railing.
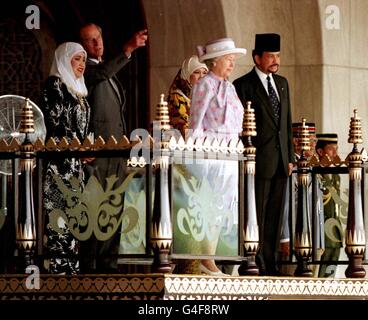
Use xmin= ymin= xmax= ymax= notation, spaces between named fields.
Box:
xmin=0 ymin=97 xmax=367 ymax=280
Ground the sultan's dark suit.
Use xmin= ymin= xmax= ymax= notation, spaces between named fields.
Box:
xmin=81 ymin=53 xmax=130 ymax=272
xmin=234 ymin=67 xmax=294 ymax=275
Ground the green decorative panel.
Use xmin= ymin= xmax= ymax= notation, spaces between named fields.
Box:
xmin=49 ymin=169 xmax=143 ymax=244
xmin=172 ymin=161 xmax=239 ymax=257
xmin=119 ymin=173 xmax=147 ymax=254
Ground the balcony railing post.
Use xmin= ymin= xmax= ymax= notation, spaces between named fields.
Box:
xmin=345 ymin=109 xmax=366 ymax=278
xmin=238 ymin=101 xmax=259 ymax=276
xmin=16 ymin=98 xmax=37 ymax=271
xmin=0 ymin=167 xmax=6 ymax=230
xmin=150 ymin=94 xmax=173 ymax=273
xmin=294 ymin=119 xmax=313 ymax=277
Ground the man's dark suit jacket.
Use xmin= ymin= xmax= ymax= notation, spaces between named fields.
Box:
xmin=84 ymin=53 xmax=129 ymax=140
xmin=83 ymin=53 xmax=130 ymax=184
xmin=233 ymin=67 xmax=294 ymax=178
xmin=81 ymin=53 xmax=130 ymax=272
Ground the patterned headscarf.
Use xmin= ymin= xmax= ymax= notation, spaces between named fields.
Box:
xmin=49 ymin=42 xmax=88 ymax=97
xmin=169 ymin=55 xmax=208 ymax=98
xmin=180 ymin=55 xmax=208 ymax=83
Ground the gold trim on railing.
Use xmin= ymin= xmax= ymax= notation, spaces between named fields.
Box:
xmin=348 ymin=109 xmax=363 ymax=145
xmin=242 ymin=101 xmax=257 ymax=137
xmin=20 ymin=98 xmax=35 ymax=134
xmin=0 ymin=134 xmax=152 ymax=152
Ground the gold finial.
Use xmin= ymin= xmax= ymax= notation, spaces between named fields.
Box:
xmin=242 ymin=101 xmax=257 ymax=137
xmin=348 ymin=108 xmax=363 ymax=145
xmin=155 ymin=94 xmax=170 ymax=131
xmin=298 ymin=118 xmax=310 ymax=154
xmin=20 ymin=98 xmax=35 ymax=134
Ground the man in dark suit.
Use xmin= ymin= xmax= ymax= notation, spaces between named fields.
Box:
xmin=233 ymin=33 xmax=294 ymax=275
xmin=79 ymin=23 xmax=147 ymax=272
xmin=80 ymin=23 xmax=147 ymax=139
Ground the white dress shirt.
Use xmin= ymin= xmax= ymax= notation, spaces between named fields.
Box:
xmin=255 ymin=67 xmax=280 ymax=100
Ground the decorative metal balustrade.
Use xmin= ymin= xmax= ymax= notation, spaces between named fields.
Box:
xmin=0 ymin=97 xmax=367 ymax=282
xmin=285 ymin=114 xmax=367 ymax=278
xmin=0 ymin=95 xmax=252 ymax=275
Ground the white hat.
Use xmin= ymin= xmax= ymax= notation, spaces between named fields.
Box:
xmin=196 ymin=38 xmax=246 ymax=62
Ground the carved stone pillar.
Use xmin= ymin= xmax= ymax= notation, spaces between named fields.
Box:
xmin=16 ymin=98 xmax=37 ymax=270
xmin=150 ymin=94 xmax=173 ymax=273
xmin=345 ymin=109 xmax=366 ymax=278
xmin=294 ymin=119 xmax=313 ymax=277
xmin=238 ymin=101 xmax=259 ymax=276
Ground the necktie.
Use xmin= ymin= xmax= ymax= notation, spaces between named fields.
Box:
xmin=267 ymin=76 xmax=280 ymax=123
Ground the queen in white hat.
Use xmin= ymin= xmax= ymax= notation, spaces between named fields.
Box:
xmin=190 ymin=37 xmax=246 ymax=140
xmin=188 ymin=38 xmax=246 ymax=276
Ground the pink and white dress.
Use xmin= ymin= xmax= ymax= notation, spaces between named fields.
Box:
xmin=189 ymin=71 xmax=244 ymax=229
xmin=190 ymin=71 xmax=244 ymax=141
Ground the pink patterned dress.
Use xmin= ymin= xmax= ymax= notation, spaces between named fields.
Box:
xmin=189 ymin=71 xmax=244 ymax=229
xmin=190 ymin=71 xmax=244 ymax=141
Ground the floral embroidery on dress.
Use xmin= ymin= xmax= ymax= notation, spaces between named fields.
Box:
xmin=42 ymin=76 xmax=90 ymax=274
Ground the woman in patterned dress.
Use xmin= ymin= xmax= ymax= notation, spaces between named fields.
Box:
xmin=168 ymin=55 xmax=208 ymax=136
xmin=42 ymin=42 xmax=90 ymax=274
xmin=190 ymin=38 xmax=246 ymax=276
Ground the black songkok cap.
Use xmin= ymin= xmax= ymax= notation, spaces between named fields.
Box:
xmin=254 ymin=33 xmax=280 ymax=52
